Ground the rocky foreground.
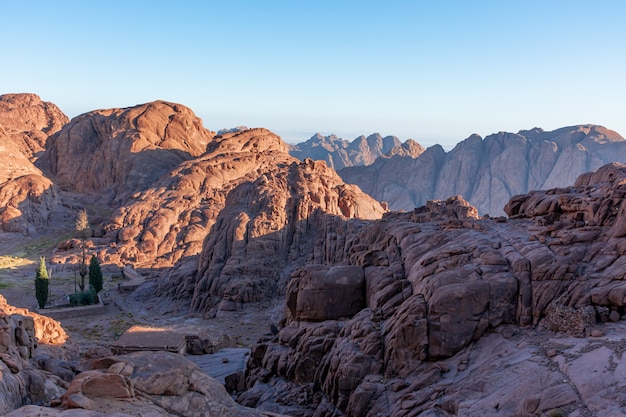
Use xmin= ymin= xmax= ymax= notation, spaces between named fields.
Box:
xmin=232 ymin=163 xmax=626 ymax=416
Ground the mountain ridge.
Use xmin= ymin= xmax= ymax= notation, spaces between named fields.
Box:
xmin=336 ymin=124 xmax=626 ymax=215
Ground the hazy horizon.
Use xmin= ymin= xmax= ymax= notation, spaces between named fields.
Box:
xmin=3 ymin=1 xmax=625 ymax=149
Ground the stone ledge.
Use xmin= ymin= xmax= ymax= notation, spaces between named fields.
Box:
xmin=36 ymin=300 xmax=105 ymax=320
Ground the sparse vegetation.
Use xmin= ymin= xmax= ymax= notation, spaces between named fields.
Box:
xmin=69 ymin=287 xmax=97 ymax=307
xmin=35 ymin=257 xmax=49 ymax=309
xmin=76 ymin=209 xmax=90 ymax=291
xmin=89 ymin=255 xmax=103 ymax=294
xmin=547 ymin=408 xmax=566 ymax=417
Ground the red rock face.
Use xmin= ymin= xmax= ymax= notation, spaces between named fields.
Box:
xmin=42 ymin=100 xmax=215 ymax=203
xmin=241 ymin=171 xmax=626 ymax=415
xmin=0 ymin=93 xmax=69 ymax=159
xmin=0 ymin=127 xmax=66 ymax=234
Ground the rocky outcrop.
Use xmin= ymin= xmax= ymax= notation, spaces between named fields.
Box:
xmin=1 ymin=294 xmax=269 ymax=417
xmin=163 ymin=154 xmax=386 ymax=314
xmin=0 ymin=295 xmax=74 ymax=415
xmin=340 ymin=125 xmax=626 ymax=215
xmin=42 ymin=100 xmax=215 ymax=204
xmin=239 ymin=165 xmax=626 ymax=416
xmin=0 ymin=126 xmax=69 ymax=235
xmin=0 ymin=93 xmax=69 ymax=159
xmin=89 ymin=128 xmax=294 ymax=268
xmin=290 ymin=133 xmax=405 ymax=170
xmin=45 ymin=351 xmax=265 ymax=417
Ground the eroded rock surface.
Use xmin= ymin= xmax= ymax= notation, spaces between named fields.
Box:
xmin=240 ymin=166 xmax=626 ymax=416
xmin=0 ymin=93 xmax=69 ymax=159
xmin=0 ymin=295 xmax=74 ymax=415
xmin=42 ymin=100 xmax=214 ymax=204
xmin=0 ymin=126 xmax=69 ymax=235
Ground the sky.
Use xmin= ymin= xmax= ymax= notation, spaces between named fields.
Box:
xmin=2 ymin=1 xmax=625 ymax=148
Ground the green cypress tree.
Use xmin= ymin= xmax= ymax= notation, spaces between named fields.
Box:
xmin=35 ymin=257 xmax=49 ymax=309
xmin=89 ymin=255 xmax=103 ymax=294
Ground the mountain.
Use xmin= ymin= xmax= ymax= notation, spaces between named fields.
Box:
xmin=0 ymin=93 xmax=68 ymax=159
xmin=41 ymin=100 xmax=215 ymax=204
xmin=289 ymin=132 xmax=408 ymax=170
xmin=0 ymin=94 xmax=71 ymax=234
xmin=339 ymin=124 xmax=626 ymax=215
xmin=5 ymin=94 xmax=626 ymax=416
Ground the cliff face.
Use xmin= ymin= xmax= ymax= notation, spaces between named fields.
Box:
xmin=339 ymin=125 xmax=626 ymax=215
xmin=89 ymin=128 xmax=385 ymax=273
xmin=0 ymin=94 xmax=71 ymax=234
xmin=240 ymin=163 xmax=626 ymax=416
xmin=42 ymin=100 xmax=215 ymax=204
xmin=0 ymin=128 xmax=67 ymax=235
xmin=290 ymin=132 xmax=406 ymax=170
xmin=178 ymin=157 xmax=386 ymax=314
xmin=0 ymin=93 xmax=69 ymax=159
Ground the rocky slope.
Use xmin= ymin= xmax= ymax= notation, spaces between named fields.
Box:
xmin=236 ymin=163 xmax=626 ymax=416
xmin=339 ymin=125 xmax=626 ymax=216
xmin=41 ymin=100 xmax=215 ymax=204
xmin=61 ymin=127 xmax=385 ymax=277
xmin=290 ymin=133 xmax=410 ymax=170
xmin=0 ymin=126 xmax=70 ymax=235
xmin=0 ymin=93 xmax=69 ymax=159
xmin=0 ymin=94 xmax=72 ymax=235
xmin=0 ymin=295 xmax=273 ymax=417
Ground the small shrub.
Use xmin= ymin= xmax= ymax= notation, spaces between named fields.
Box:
xmin=547 ymin=409 xmax=566 ymax=417
xmin=88 ymin=255 xmax=103 ymax=293
xmin=69 ymin=286 xmax=97 ymax=307
xmin=35 ymin=257 xmax=49 ymax=309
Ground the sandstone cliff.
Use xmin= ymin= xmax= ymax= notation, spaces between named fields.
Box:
xmin=0 ymin=93 xmax=68 ymax=159
xmin=94 ymin=127 xmax=296 ymax=268
xmin=339 ymin=125 xmax=626 ymax=216
xmin=238 ymin=163 xmax=626 ymax=416
xmin=290 ymin=133 xmax=406 ymax=170
xmin=175 ymin=157 xmax=386 ymax=314
xmin=0 ymin=126 xmax=69 ymax=235
xmin=42 ymin=100 xmax=215 ymax=204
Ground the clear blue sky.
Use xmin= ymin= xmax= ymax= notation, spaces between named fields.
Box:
xmin=2 ymin=1 xmax=625 ymax=148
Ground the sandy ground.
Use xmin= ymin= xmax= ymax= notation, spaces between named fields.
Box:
xmin=0 ymin=252 xmax=281 ymax=361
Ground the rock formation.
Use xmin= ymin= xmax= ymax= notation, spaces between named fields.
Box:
xmin=238 ymin=164 xmax=626 ymax=416
xmin=339 ymin=125 xmax=626 ymax=215
xmin=41 ymin=100 xmax=215 ymax=204
xmin=0 ymin=126 xmax=69 ymax=235
xmin=0 ymin=93 xmax=69 ymax=159
xmin=71 ymin=127 xmax=384 ymax=275
xmin=0 ymin=294 xmax=74 ymax=415
xmin=290 ymin=133 xmax=406 ymax=170
xmin=1 ymin=294 xmax=268 ymax=417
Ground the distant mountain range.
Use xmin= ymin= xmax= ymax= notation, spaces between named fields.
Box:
xmin=288 ymin=132 xmax=425 ymax=170
xmin=290 ymin=125 xmax=626 ymax=215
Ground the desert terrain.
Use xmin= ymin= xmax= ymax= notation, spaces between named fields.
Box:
xmin=3 ymin=94 xmax=626 ymax=416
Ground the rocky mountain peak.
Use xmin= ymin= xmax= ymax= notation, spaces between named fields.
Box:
xmin=42 ymin=100 xmax=215 ymax=203
xmin=290 ymin=131 xmax=405 ymax=170
xmin=339 ymin=124 xmax=626 ymax=216
xmin=0 ymin=93 xmax=69 ymax=159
